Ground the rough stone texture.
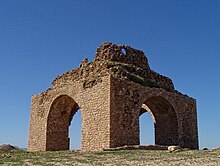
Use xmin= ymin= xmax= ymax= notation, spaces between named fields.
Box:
xmin=28 ymin=42 xmax=199 ymax=151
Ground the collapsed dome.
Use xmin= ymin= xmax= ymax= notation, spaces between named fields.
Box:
xmin=95 ymin=42 xmax=150 ymax=70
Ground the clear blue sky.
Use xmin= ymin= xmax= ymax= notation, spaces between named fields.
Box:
xmin=0 ymin=0 xmax=219 ymax=149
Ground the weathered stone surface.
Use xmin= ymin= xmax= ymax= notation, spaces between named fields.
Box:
xmin=28 ymin=42 xmax=199 ymax=152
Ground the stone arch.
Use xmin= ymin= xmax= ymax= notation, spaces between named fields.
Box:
xmin=140 ymin=96 xmax=179 ymax=146
xmin=46 ymin=95 xmax=80 ymax=151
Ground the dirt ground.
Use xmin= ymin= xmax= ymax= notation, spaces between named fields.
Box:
xmin=0 ymin=149 xmax=220 ymax=166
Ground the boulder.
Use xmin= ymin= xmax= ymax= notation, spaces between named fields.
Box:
xmin=168 ymin=146 xmax=181 ymax=152
xmin=213 ymin=146 xmax=220 ymax=150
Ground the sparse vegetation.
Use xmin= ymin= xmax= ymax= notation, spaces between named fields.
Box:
xmin=106 ymin=60 xmax=160 ymax=88
xmin=0 ymin=149 xmax=220 ymax=165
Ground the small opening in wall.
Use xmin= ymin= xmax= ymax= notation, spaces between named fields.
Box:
xmin=69 ymin=110 xmax=82 ymax=150
xmin=121 ymin=48 xmax=126 ymax=55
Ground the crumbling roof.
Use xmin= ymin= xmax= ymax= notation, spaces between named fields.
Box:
xmin=52 ymin=42 xmax=175 ymax=92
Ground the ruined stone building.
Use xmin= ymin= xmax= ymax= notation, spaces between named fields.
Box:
xmin=28 ymin=42 xmax=199 ymax=151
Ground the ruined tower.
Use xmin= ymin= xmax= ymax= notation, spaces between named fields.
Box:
xmin=28 ymin=42 xmax=199 ymax=151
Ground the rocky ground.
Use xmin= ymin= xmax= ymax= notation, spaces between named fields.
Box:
xmin=0 ymin=148 xmax=220 ymax=166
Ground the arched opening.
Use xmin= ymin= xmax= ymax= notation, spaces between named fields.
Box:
xmin=140 ymin=96 xmax=179 ymax=146
xmin=139 ymin=111 xmax=155 ymax=145
xmin=121 ymin=48 xmax=126 ymax=55
xmin=46 ymin=95 xmax=81 ymax=151
xmin=69 ymin=110 xmax=82 ymax=150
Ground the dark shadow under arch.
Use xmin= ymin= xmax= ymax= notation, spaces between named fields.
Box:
xmin=46 ymin=95 xmax=80 ymax=151
xmin=140 ymin=96 xmax=179 ymax=146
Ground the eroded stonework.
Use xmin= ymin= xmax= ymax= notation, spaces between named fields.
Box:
xmin=28 ymin=42 xmax=199 ymax=151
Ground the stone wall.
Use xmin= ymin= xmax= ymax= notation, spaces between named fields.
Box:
xmin=28 ymin=42 xmax=199 ymax=151
xmin=109 ymin=76 xmax=198 ymax=149
xmin=28 ymin=76 xmax=111 ymax=151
